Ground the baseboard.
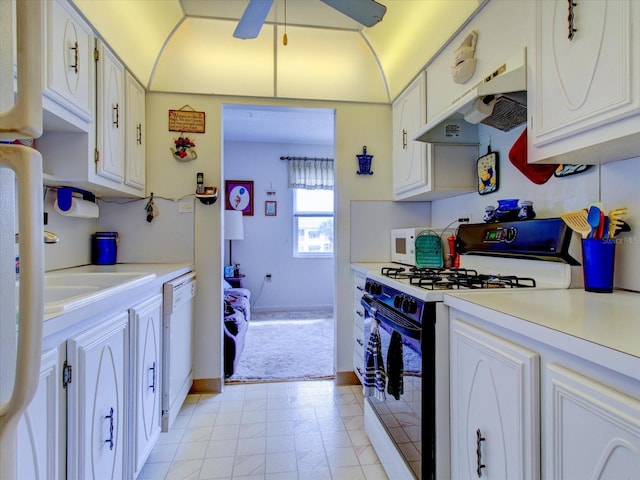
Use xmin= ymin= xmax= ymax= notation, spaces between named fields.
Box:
xmin=190 ymin=377 xmax=223 ymax=394
xmin=335 ymin=370 xmax=360 ymax=386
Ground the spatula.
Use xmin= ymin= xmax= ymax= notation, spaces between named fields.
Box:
xmin=560 ymin=210 xmax=592 ymax=238
xmin=587 ymin=205 xmax=602 ymax=238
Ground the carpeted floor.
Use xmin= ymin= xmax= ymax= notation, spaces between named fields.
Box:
xmin=227 ymin=309 xmax=335 ymax=383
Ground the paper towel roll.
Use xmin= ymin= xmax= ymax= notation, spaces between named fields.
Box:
xmin=54 ymin=197 xmax=99 ymax=218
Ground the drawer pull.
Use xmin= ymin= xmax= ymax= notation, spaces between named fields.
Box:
xmin=70 ymin=41 xmax=79 ymax=74
xmin=476 ymin=428 xmax=486 ymax=477
xmin=149 ymin=361 xmax=156 ymax=393
xmin=356 ymin=338 xmax=364 ymax=347
xmin=105 ymin=407 xmax=115 ymax=451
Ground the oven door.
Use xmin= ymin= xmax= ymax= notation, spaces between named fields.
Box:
xmin=361 ymin=298 xmax=434 ymax=480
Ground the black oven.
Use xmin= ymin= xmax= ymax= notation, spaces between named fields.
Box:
xmin=361 ymin=279 xmax=436 ymax=480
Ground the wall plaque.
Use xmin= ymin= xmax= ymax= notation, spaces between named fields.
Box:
xmin=168 ymin=106 xmax=205 ymax=133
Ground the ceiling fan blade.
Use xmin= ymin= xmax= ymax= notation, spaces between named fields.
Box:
xmin=320 ymin=0 xmax=387 ymax=27
xmin=233 ymin=0 xmax=274 ymax=39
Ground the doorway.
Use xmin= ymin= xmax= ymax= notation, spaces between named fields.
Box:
xmin=221 ymin=104 xmax=336 ymax=382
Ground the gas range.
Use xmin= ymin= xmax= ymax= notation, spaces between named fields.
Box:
xmin=360 ymin=219 xmax=577 ymax=480
xmin=367 ymin=218 xmax=577 ymax=302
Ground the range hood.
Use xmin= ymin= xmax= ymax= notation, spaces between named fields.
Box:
xmin=414 ymin=48 xmax=527 ymax=144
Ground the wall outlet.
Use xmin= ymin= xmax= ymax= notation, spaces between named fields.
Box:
xmin=178 ymin=201 xmax=194 ymax=213
xmin=265 ymin=273 xmax=272 ymax=282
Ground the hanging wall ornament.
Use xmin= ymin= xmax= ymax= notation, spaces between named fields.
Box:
xmin=451 ymin=30 xmax=478 ymax=84
xmin=356 ymin=146 xmax=374 ymax=175
xmin=171 ymin=133 xmax=197 ymax=161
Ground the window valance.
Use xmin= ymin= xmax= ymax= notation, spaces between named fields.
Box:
xmin=281 ymin=156 xmax=334 ymax=190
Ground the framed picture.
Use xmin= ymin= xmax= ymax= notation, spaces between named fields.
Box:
xmin=225 ymin=180 xmax=254 ymax=216
xmin=265 ymin=200 xmax=277 ymax=217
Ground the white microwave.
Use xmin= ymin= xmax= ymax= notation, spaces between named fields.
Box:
xmin=390 ymin=228 xmax=431 ymax=266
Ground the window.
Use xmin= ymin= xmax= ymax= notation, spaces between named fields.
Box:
xmin=293 ymin=188 xmax=334 ymax=257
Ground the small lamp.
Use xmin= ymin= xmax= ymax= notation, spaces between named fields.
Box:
xmin=224 ymin=210 xmax=244 ymax=271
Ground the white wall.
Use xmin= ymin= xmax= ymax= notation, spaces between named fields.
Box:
xmin=132 ymin=92 xmax=392 ymax=384
xmin=43 ymin=188 xmax=97 ymax=272
xmin=223 ymin=141 xmax=333 ymax=311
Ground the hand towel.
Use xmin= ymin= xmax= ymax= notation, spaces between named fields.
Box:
xmin=386 ymin=331 xmax=404 ymax=400
xmin=363 ymin=322 xmax=386 ymax=401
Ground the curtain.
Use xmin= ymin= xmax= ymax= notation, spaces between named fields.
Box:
xmin=286 ymin=157 xmax=334 ymax=190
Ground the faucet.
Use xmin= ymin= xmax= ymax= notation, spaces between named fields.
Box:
xmin=15 ymin=232 xmax=60 ymax=244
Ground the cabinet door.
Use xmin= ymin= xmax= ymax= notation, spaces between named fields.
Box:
xmin=44 ymin=0 xmax=93 ymax=122
xmin=125 ymin=72 xmax=146 ymax=190
xmin=67 ymin=312 xmax=128 ymax=480
xmin=450 ymin=319 xmax=539 ymax=480
xmin=392 ymin=72 xmax=427 ymax=196
xmin=96 ymin=41 xmax=125 ymax=183
xmin=130 ymin=295 xmax=163 ymax=478
xmin=531 ymin=0 xmax=640 ymax=148
xmin=16 ymin=348 xmax=62 ymax=480
xmin=545 ymin=363 xmax=640 ymax=480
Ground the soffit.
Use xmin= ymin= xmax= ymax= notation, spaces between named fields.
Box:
xmin=71 ymin=0 xmax=482 ymax=102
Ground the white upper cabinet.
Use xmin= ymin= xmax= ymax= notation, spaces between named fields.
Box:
xmin=392 ymin=72 xmax=427 ymax=196
xmin=392 ymin=72 xmax=478 ymax=201
xmin=96 ymin=39 xmax=126 ymax=183
xmin=125 ymin=72 xmax=146 ymax=191
xmin=529 ymin=0 xmax=640 ymax=164
xmin=43 ymin=0 xmax=94 ymax=128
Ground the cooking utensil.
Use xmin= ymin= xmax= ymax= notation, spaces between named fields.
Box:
xmin=560 ymin=210 xmax=592 ymax=238
xmin=587 ymin=205 xmax=601 ymax=238
xmin=602 ymin=216 xmax=610 ymax=239
xmin=608 ymin=206 xmax=628 ymax=237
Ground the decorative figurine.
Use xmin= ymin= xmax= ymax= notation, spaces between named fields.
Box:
xmin=356 ymin=145 xmax=374 ymax=175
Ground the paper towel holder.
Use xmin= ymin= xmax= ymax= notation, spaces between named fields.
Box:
xmin=56 ymin=187 xmax=96 ymax=210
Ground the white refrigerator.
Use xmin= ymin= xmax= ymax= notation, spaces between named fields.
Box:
xmin=0 ymin=1 xmax=46 ymax=479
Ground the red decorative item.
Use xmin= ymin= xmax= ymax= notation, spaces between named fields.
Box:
xmin=508 ymin=128 xmax=556 ymax=185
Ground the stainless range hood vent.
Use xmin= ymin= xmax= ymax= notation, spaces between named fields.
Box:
xmin=414 ymin=48 xmax=527 ymax=143
xmin=479 ymin=92 xmax=527 ymax=131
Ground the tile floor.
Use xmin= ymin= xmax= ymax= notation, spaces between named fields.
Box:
xmin=139 ymin=380 xmax=389 ymax=480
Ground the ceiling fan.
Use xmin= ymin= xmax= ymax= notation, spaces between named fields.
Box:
xmin=233 ymin=0 xmax=387 ymax=39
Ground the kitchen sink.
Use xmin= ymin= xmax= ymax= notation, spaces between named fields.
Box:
xmin=40 ymin=271 xmax=156 ymax=314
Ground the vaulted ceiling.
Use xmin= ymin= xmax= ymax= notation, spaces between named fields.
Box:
xmin=71 ymin=0 xmax=483 ymax=103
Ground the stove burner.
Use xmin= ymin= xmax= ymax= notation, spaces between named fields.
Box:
xmin=381 ymin=266 xmax=536 ymax=290
xmin=381 ymin=266 xmax=411 ymax=279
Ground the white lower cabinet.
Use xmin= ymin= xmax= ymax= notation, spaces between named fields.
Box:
xmin=66 ymin=311 xmax=129 ymax=480
xmin=450 ymin=319 xmax=540 ymax=480
xmin=545 ymin=363 xmax=640 ymax=479
xmin=449 ymin=305 xmax=640 ymax=480
xmin=352 ymin=271 xmax=366 ymax=383
xmin=129 ymin=295 xmax=163 ymax=479
xmin=16 ymin=347 xmax=63 ymax=480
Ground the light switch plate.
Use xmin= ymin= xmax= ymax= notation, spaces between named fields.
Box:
xmin=178 ymin=201 xmax=194 ymax=213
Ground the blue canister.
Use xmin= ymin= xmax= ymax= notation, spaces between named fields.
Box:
xmin=91 ymin=232 xmax=119 ymax=265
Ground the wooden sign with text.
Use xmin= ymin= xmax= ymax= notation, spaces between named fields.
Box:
xmin=168 ymin=109 xmax=205 ymax=133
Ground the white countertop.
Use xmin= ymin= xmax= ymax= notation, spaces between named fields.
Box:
xmin=42 ymin=263 xmax=194 ymax=343
xmin=352 ymin=262 xmax=640 ymax=379
xmin=444 ymin=289 xmax=640 ymax=358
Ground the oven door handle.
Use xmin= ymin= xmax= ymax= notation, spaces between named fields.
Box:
xmin=362 ymin=298 xmax=421 ymax=340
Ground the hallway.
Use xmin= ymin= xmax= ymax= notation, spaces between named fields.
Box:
xmin=139 ymin=380 xmax=388 ymax=479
